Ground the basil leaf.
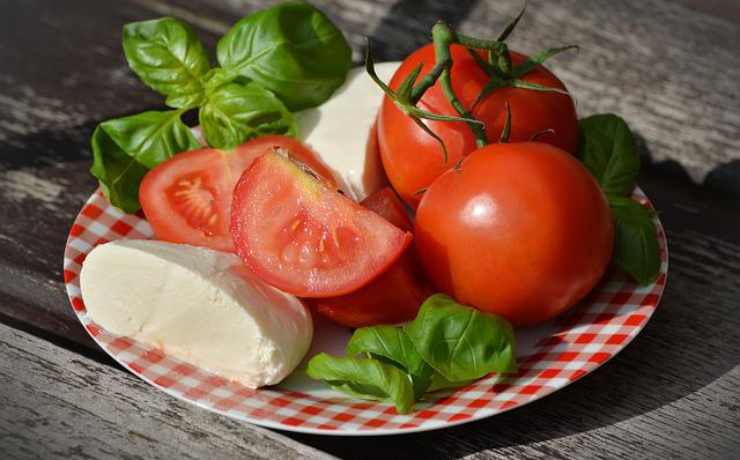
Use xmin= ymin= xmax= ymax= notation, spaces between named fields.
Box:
xmin=123 ymin=17 xmax=210 ymax=109
xmin=426 ymin=372 xmax=475 ymax=393
xmin=403 ymin=294 xmax=517 ymax=382
xmin=202 ymin=67 xmax=240 ymax=96
xmin=90 ymin=110 xmax=200 ymax=213
xmin=579 ymin=114 xmax=640 ymax=196
xmin=306 ymin=353 xmax=415 ymax=414
xmin=347 ymin=326 xmax=433 ymax=398
xmin=199 ymin=81 xmax=297 ymax=149
xmin=609 ymin=196 xmax=661 ymax=284
xmin=217 ymin=2 xmax=352 ymax=111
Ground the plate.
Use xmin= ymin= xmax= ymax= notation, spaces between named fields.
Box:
xmin=63 ymin=188 xmax=667 ymax=435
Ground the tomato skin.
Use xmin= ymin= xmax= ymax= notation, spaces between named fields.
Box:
xmin=231 ymin=154 xmax=412 ymax=298
xmin=378 ymin=44 xmax=578 ymax=207
xmin=358 ymin=187 xmax=411 ymax=232
xmin=311 ymin=187 xmax=431 ymax=328
xmin=414 ymin=142 xmax=613 ymax=327
xmin=140 ymin=135 xmax=336 ymax=252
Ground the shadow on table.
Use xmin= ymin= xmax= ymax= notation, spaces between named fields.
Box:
xmin=636 ymin=132 xmax=740 ymax=200
xmin=705 ymin=159 xmax=740 ymax=199
xmin=288 ymin=132 xmax=740 ymax=459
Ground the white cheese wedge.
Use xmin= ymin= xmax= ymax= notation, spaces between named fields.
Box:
xmin=296 ymin=62 xmax=401 ymax=201
xmin=80 ymin=239 xmax=313 ymax=389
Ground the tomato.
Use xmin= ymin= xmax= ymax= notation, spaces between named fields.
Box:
xmin=311 ymin=188 xmax=431 ymax=327
xmin=230 ymin=153 xmax=412 ymax=298
xmin=359 ymin=187 xmax=411 ymax=232
xmin=378 ymin=44 xmax=578 ymax=207
xmin=415 ymin=142 xmax=613 ymax=327
xmin=140 ymin=135 xmax=336 ymax=252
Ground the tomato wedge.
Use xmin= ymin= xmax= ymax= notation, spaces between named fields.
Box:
xmin=230 ymin=153 xmax=412 ymax=297
xmin=311 ymin=187 xmax=431 ymax=327
xmin=140 ymin=135 xmax=336 ymax=252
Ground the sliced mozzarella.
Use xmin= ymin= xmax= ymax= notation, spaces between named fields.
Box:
xmin=80 ymin=239 xmax=313 ymax=389
xmin=296 ymin=62 xmax=400 ymax=201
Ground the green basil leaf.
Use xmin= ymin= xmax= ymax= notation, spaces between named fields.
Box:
xmin=90 ymin=110 xmax=200 ymax=213
xmin=217 ymin=2 xmax=352 ymax=111
xmin=202 ymin=67 xmax=241 ymax=96
xmin=579 ymin=114 xmax=640 ymax=196
xmin=609 ymin=196 xmax=661 ymax=284
xmin=123 ymin=17 xmax=210 ymax=109
xmin=426 ymin=372 xmax=475 ymax=393
xmin=403 ymin=294 xmax=517 ymax=382
xmin=347 ymin=326 xmax=433 ymax=398
xmin=199 ymin=81 xmax=297 ymax=149
xmin=306 ymin=353 xmax=415 ymax=414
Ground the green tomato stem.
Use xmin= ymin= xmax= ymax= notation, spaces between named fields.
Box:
xmin=430 ymin=22 xmax=488 ymax=148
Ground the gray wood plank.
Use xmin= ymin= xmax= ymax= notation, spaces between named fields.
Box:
xmin=0 ymin=322 xmax=336 ymax=460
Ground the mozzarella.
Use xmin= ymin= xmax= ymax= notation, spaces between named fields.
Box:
xmin=296 ymin=62 xmax=401 ymax=201
xmin=80 ymin=239 xmax=313 ymax=389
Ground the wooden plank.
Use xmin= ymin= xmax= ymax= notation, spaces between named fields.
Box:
xmin=0 ymin=322 xmax=336 ymax=460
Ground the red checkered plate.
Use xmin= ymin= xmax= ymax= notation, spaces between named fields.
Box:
xmin=63 ymin=188 xmax=667 ymax=435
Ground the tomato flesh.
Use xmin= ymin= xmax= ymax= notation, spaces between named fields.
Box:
xmin=231 ymin=153 xmax=412 ymax=297
xmin=140 ymin=135 xmax=336 ymax=252
xmin=378 ymin=45 xmax=578 ymax=207
xmin=415 ymin=142 xmax=613 ymax=327
xmin=311 ymin=187 xmax=431 ymax=327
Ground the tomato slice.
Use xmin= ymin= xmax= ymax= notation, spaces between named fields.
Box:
xmin=230 ymin=153 xmax=412 ymax=297
xmin=140 ymin=135 xmax=336 ymax=252
xmin=311 ymin=187 xmax=431 ymax=328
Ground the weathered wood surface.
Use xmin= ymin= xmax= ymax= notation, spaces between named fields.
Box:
xmin=0 ymin=0 xmax=738 ymax=458
xmin=0 ymin=322 xmax=336 ymax=460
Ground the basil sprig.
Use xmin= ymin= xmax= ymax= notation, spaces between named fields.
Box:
xmin=200 ymin=81 xmax=297 ymax=149
xmin=90 ymin=110 xmax=200 ymax=213
xmin=404 ymin=294 xmax=517 ymax=382
xmin=91 ymin=4 xmax=351 ymax=212
xmin=579 ymin=114 xmax=640 ymax=196
xmin=609 ymin=196 xmax=661 ymax=284
xmin=346 ymin=326 xmax=434 ymax=398
xmin=122 ymin=18 xmax=210 ymax=109
xmin=307 ymin=294 xmax=517 ymax=413
xmin=578 ymin=114 xmax=661 ymax=284
xmin=307 ymin=354 xmax=416 ymax=414
xmin=217 ymin=1 xmax=352 ymax=111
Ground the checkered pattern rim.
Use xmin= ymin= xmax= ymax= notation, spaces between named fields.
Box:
xmin=64 ymin=189 xmax=668 ymax=435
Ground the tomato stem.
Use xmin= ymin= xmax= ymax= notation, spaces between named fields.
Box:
xmin=500 ymin=101 xmax=512 ymax=143
xmin=431 ymin=22 xmax=488 ymax=148
xmin=410 ymin=58 xmax=448 ymax=104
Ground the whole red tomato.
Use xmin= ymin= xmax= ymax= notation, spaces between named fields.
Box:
xmin=414 ymin=142 xmax=613 ymax=327
xmin=378 ymin=44 xmax=578 ymax=207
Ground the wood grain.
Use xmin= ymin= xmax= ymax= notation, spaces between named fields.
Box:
xmin=0 ymin=0 xmax=739 ymax=458
xmin=0 ymin=322 xmax=336 ymax=460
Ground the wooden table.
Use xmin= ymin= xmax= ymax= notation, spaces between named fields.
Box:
xmin=1 ymin=0 xmax=739 ymax=458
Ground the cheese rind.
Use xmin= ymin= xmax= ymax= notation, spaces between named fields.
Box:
xmin=80 ymin=239 xmax=313 ymax=388
xmin=296 ymin=62 xmax=400 ymax=201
